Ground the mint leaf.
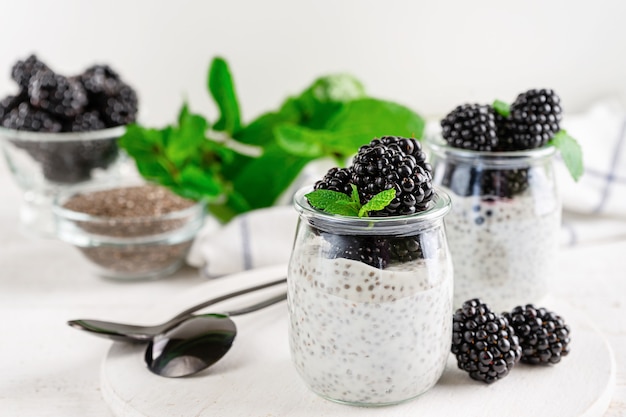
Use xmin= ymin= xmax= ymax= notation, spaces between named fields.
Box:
xmin=305 ymin=189 xmax=350 ymax=210
xmin=274 ymin=125 xmax=325 ymax=158
xmin=306 ymin=185 xmax=395 ymax=217
xmin=493 ymin=99 xmax=511 ymax=117
xmin=359 ymin=188 xmax=396 ymax=217
xmin=324 ymin=98 xmax=425 ymax=156
xmin=208 ymin=57 xmax=241 ymax=134
xmin=550 ymin=130 xmax=584 ymax=181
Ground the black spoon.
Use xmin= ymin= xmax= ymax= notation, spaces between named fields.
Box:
xmin=68 ymin=277 xmax=287 ymax=343
xmin=145 ymin=292 xmax=286 ymax=378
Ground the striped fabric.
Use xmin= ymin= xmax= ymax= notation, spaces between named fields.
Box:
xmin=559 ymin=99 xmax=626 ymax=246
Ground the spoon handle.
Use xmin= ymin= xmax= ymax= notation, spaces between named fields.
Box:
xmin=224 ymin=292 xmax=287 ymax=317
xmin=171 ymin=277 xmax=287 ymax=320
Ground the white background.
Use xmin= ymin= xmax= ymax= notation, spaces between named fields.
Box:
xmin=1 ymin=0 xmax=625 ymax=126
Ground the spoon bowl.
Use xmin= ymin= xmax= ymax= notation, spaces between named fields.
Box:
xmin=144 ymin=292 xmax=287 ymax=378
xmin=145 ymin=314 xmax=237 ymax=378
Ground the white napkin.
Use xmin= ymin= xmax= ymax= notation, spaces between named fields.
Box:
xmin=187 ymin=206 xmax=299 ymax=278
xmin=558 ymin=99 xmax=626 ymax=217
xmin=557 ymin=99 xmax=626 ymax=246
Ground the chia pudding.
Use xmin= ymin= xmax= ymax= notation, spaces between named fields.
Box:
xmin=445 ymin=189 xmax=560 ymax=311
xmin=287 ymin=187 xmax=453 ymax=406
xmin=429 ymin=141 xmax=561 ymax=312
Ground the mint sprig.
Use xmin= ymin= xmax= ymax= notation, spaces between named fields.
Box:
xmin=305 ymin=185 xmax=396 ymax=217
xmin=119 ymin=57 xmax=424 ymax=223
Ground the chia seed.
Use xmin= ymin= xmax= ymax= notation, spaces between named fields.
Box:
xmin=288 ymin=239 xmax=453 ymax=405
xmin=62 ymin=184 xmax=199 ymax=278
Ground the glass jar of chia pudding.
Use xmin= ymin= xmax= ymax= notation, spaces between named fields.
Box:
xmin=426 ymin=136 xmax=561 ymax=312
xmin=287 ymin=186 xmax=453 ymax=407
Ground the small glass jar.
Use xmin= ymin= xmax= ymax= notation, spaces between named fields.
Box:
xmin=287 ymin=186 xmax=453 ymax=407
xmin=427 ymin=136 xmax=561 ymax=312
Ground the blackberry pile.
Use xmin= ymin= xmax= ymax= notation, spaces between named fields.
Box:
xmin=451 ymin=299 xmax=522 ymax=383
xmin=312 ymin=136 xmax=435 ymax=268
xmin=439 ymin=89 xmax=561 ymax=199
xmin=1 ymin=55 xmax=138 ymax=132
xmin=504 ymin=304 xmax=571 ymax=365
xmin=1 ymin=55 xmax=139 ymax=183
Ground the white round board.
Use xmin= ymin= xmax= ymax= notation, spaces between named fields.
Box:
xmin=101 ymin=264 xmax=616 ymax=417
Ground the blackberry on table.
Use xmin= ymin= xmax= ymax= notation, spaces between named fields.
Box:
xmin=503 ymin=304 xmax=571 ymax=365
xmin=28 ymin=70 xmax=88 ymax=119
xmin=11 ymin=54 xmax=49 ymax=89
xmin=2 ymin=102 xmax=62 ymax=132
xmin=451 ymin=299 xmax=522 ymax=383
xmin=441 ymin=104 xmax=498 ymax=151
xmin=352 ymin=136 xmax=434 ymax=216
xmin=498 ymin=89 xmax=562 ymax=151
xmin=314 ymin=167 xmax=353 ymax=196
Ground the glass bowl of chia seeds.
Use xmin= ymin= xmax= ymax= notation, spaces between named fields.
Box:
xmin=52 ymin=181 xmax=205 ymax=280
xmin=0 ymin=126 xmax=127 ymax=236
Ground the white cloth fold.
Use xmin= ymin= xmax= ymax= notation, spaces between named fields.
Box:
xmin=187 ymin=206 xmax=298 ymax=278
xmin=558 ymin=99 xmax=626 ymax=217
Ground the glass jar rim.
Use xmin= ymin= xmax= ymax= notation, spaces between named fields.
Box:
xmin=293 ymin=185 xmax=451 ymax=236
xmin=425 ymin=133 xmax=557 ymax=164
xmin=0 ymin=125 xmax=126 ymax=142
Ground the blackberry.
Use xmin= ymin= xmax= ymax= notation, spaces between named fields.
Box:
xmin=437 ymin=163 xmax=530 ymax=199
xmin=441 ymin=104 xmax=498 ymax=151
xmin=102 ymin=82 xmax=139 ymax=127
xmin=28 ymin=70 xmax=88 ymax=119
xmin=503 ymin=305 xmax=571 ymax=365
xmin=2 ymin=102 xmax=62 ymax=132
xmin=388 ymin=236 xmax=423 ymax=263
xmin=11 ymin=54 xmax=49 ymax=89
xmin=352 ymin=136 xmax=434 ymax=216
xmin=323 ymin=233 xmax=389 ymax=269
xmin=452 ymin=299 xmax=522 ymax=383
xmin=314 ymin=167 xmax=352 ymax=196
xmin=499 ymin=89 xmax=562 ymax=150
xmin=80 ymin=64 xmax=120 ymax=96
xmin=479 ymin=168 xmax=530 ymax=199
xmin=67 ymin=110 xmax=106 ymax=132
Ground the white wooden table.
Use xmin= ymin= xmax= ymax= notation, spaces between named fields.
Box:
xmin=0 ymin=160 xmax=624 ymax=417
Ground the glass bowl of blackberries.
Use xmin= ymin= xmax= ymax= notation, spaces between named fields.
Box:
xmin=0 ymin=55 xmax=139 ymax=236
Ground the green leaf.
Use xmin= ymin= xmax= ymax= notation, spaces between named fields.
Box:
xmin=350 ymin=184 xmax=359 ymax=204
xmin=550 ymin=130 xmax=584 ymax=181
xmin=305 ymin=189 xmax=350 ymax=208
xmin=208 ymin=57 xmax=241 ymax=134
xmin=323 ymin=98 xmax=425 ymax=157
xmin=275 ymin=124 xmax=325 ymax=158
xmin=231 ymin=143 xmax=313 ymax=209
xmin=493 ymin=99 xmax=511 ymax=117
xmin=359 ymin=188 xmax=396 ymax=217
xmin=232 ymin=102 xmax=301 ymax=146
